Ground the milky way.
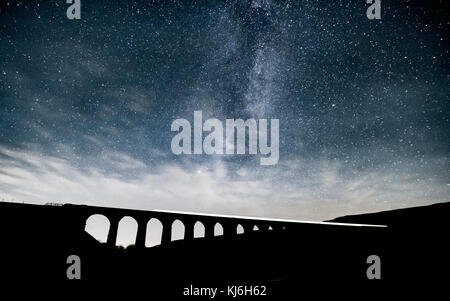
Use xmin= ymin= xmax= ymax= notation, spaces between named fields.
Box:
xmin=0 ymin=0 xmax=448 ymax=220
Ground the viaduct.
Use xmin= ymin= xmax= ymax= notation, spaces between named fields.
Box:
xmin=62 ymin=203 xmax=385 ymax=248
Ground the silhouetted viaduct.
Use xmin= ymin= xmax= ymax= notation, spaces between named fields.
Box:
xmin=64 ymin=203 xmax=384 ymax=248
xmin=1 ymin=201 xmax=448 ymax=287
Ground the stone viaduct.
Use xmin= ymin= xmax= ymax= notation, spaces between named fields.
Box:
xmin=63 ymin=203 xmax=384 ymax=248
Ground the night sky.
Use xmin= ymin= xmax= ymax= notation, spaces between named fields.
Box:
xmin=0 ymin=0 xmax=448 ymax=221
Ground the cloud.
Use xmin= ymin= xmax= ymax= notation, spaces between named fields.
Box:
xmin=0 ymin=146 xmax=448 ymax=222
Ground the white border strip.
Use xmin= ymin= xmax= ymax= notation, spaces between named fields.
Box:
xmin=153 ymin=209 xmax=387 ymax=228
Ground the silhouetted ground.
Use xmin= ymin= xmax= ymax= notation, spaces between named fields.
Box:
xmin=0 ymin=201 xmax=448 ymax=298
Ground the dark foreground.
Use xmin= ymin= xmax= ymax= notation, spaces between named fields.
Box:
xmin=0 ymin=201 xmax=448 ymax=298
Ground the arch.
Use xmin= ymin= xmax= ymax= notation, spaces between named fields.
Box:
xmin=236 ymin=224 xmax=244 ymax=234
xmin=253 ymin=225 xmax=259 ymax=231
xmin=85 ymin=214 xmax=110 ymax=243
xmin=116 ymin=216 xmax=138 ymax=247
xmin=145 ymin=218 xmax=163 ymax=247
xmin=171 ymin=219 xmax=185 ymax=241
xmin=194 ymin=221 xmax=205 ymax=238
xmin=214 ymin=222 xmax=223 ymax=236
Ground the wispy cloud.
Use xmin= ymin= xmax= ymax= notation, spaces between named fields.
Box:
xmin=0 ymin=146 xmax=447 ymax=221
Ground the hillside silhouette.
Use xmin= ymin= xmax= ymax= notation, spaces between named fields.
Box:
xmin=0 ymin=201 xmax=448 ymax=296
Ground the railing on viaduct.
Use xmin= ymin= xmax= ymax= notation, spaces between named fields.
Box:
xmin=63 ymin=204 xmax=385 ymax=248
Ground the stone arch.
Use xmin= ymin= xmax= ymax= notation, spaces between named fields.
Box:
xmin=145 ymin=218 xmax=163 ymax=247
xmin=171 ymin=219 xmax=185 ymax=241
xmin=214 ymin=222 xmax=223 ymax=236
xmin=194 ymin=221 xmax=205 ymax=238
xmin=85 ymin=214 xmax=110 ymax=243
xmin=116 ymin=216 xmax=138 ymax=247
xmin=236 ymin=224 xmax=244 ymax=234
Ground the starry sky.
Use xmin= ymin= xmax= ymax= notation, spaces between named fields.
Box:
xmin=0 ymin=0 xmax=448 ymax=221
